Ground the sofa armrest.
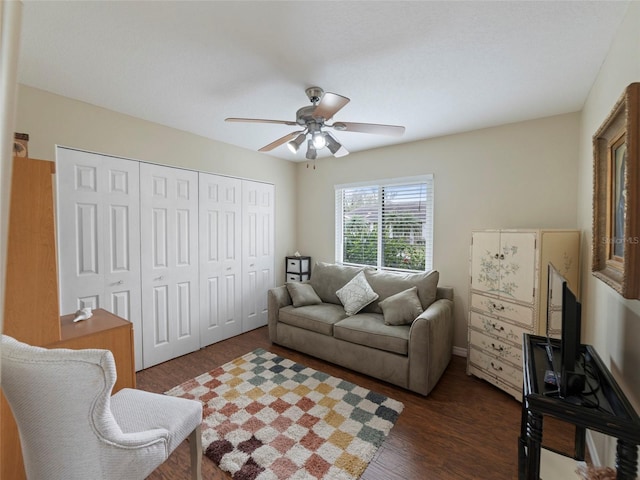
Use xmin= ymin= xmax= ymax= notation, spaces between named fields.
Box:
xmin=268 ymin=286 xmax=292 ymax=342
xmin=436 ymin=286 xmax=453 ymax=301
xmin=408 ymin=297 xmax=454 ymax=395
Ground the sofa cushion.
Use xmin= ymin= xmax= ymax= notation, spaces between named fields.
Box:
xmin=309 ymin=262 xmax=364 ymax=305
xmin=336 ymin=271 xmax=379 ymax=316
xmin=279 ymin=304 xmax=348 ymax=336
xmin=286 ymin=282 xmax=322 ymax=307
xmin=334 ymin=313 xmax=410 ymax=355
xmin=379 ymin=286 xmax=424 ymax=326
xmin=363 ymin=269 xmax=439 ymax=313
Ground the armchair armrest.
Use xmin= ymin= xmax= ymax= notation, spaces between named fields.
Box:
xmin=408 ymin=296 xmax=454 ymax=395
xmin=268 ymin=286 xmax=292 ymax=342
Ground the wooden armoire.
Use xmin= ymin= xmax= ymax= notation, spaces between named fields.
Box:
xmin=1 ymin=157 xmax=136 ymax=479
xmin=466 ymin=229 xmax=580 ymax=401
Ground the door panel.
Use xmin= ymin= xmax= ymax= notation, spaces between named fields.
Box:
xmin=499 ymin=232 xmax=536 ymax=304
xmin=470 ymin=231 xmax=500 ymax=295
xmin=242 ymin=181 xmax=274 ymax=332
xmin=56 ymin=147 xmax=143 ymax=370
xmin=199 ymin=173 xmax=243 ymax=346
xmin=141 ymin=163 xmax=199 ymax=368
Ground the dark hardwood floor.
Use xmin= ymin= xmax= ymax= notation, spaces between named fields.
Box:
xmin=137 ymin=327 xmax=576 ymax=479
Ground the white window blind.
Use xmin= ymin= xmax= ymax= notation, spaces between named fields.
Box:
xmin=335 ymin=175 xmax=433 ymax=272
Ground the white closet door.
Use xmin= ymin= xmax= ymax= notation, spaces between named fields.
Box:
xmin=199 ymin=173 xmax=243 ymax=346
xmin=242 ymin=180 xmax=275 ymax=332
xmin=56 ymin=147 xmax=143 ymax=370
xmin=140 ymin=163 xmax=200 ymax=368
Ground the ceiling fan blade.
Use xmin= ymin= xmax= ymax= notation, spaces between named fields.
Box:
xmin=258 ymin=130 xmax=304 ymax=152
xmin=225 ymin=117 xmax=298 ymax=126
xmin=330 ymin=122 xmax=405 ymax=137
xmin=312 ymin=92 xmax=350 ymax=121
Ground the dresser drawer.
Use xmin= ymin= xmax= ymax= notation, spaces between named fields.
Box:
xmin=471 ymin=293 xmax=534 ymax=328
xmin=286 ymin=273 xmax=309 ymax=282
xmin=286 ymin=257 xmax=310 ymax=273
xmin=469 ymin=329 xmax=522 ymax=367
xmin=469 ymin=311 xmax=530 ymax=346
xmin=468 ymin=363 xmax=522 ymax=401
xmin=468 ymin=346 xmax=523 ymax=391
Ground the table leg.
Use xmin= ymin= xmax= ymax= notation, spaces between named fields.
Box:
xmin=519 ymin=394 xmax=527 ymax=480
xmin=574 ymin=426 xmax=586 ymax=461
xmin=615 ymin=441 xmax=638 ymax=480
xmin=525 ymin=410 xmax=543 ymax=480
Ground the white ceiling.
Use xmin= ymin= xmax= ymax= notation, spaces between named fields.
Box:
xmin=18 ymin=0 xmax=630 ymax=162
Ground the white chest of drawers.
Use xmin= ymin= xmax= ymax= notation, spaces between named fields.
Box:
xmin=466 ymin=229 xmax=580 ymax=400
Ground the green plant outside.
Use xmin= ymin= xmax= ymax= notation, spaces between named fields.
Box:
xmin=343 ymin=213 xmax=426 ymax=271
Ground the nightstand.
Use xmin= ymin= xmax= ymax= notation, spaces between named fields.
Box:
xmin=286 ymin=256 xmax=311 ymax=281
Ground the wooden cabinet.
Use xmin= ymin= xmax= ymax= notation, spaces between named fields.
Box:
xmin=286 ymin=256 xmax=311 ymax=282
xmin=466 ymin=229 xmax=580 ymax=400
xmin=3 ymin=157 xmax=60 ymax=345
xmin=50 ymin=309 xmax=136 ymax=393
xmin=2 ymin=156 xmax=60 ymax=480
xmin=1 ymin=157 xmax=136 ymax=480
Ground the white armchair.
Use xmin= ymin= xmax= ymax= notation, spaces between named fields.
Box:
xmin=0 ymin=334 xmax=203 ymax=480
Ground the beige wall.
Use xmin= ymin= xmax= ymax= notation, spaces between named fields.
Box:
xmin=15 ymin=84 xmax=298 ymax=284
xmin=577 ymin=1 xmax=640 ymax=465
xmin=296 ymin=113 xmax=580 ymax=349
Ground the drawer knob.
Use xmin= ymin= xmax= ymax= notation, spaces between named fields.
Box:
xmin=491 ymin=322 xmax=505 ymax=332
xmin=490 ymin=362 xmax=503 ymax=372
xmin=491 ymin=343 xmax=504 ymax=353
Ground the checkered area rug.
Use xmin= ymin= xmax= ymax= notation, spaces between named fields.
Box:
xmin=166 ymin=348 xmax=404 ymax=480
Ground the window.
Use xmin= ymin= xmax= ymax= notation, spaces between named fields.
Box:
xmin=335 ymin=175 xmax=434 ymax=272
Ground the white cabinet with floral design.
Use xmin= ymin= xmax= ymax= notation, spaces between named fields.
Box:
xmin=466 ymin=229 xmax=580 ymax=400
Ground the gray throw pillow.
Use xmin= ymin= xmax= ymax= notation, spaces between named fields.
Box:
xmin=363 ymin=269 xmax=439 ymax=313
xmin=336 ymin=271 xmax=379 ymax=316
xmin=286 ymin=282 xmax=322 ymax=307
xmin=309 ymin=262 xmax=364 ymax=305
xmin=379 ymin=286 xmax=424 ymax=325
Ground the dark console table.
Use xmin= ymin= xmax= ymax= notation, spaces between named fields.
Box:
xmin=519 ymin=334 xmax=640 ymax=479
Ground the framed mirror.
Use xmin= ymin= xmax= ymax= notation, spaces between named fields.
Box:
xmin=592 ymin=83 xmax=640 ymax=299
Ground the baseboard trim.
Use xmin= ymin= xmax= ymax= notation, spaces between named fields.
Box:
xmin=453 ymin=346 xmax=467 ymax=357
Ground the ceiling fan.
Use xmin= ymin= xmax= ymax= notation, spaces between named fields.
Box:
xmin=225 ymin=87 xmax=405 ymax=159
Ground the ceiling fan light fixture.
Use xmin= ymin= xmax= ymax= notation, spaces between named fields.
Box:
xmin=306 ymin=140 xmax=317 ymax=160
xmin=287 ymin=133 xmax=306 ymax=154
xmin=312 ymin=131 xmax=326 ymax=149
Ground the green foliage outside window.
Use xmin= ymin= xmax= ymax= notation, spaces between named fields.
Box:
xmin=343 ymin=212 xmax=426 ymax=271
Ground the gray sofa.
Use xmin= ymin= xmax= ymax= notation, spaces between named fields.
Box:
xmin=268 ymin=262 xmax=454 ymax=396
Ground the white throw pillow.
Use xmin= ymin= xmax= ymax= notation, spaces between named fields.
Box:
xmin=336 ymin=271 xmax=379 ymax=316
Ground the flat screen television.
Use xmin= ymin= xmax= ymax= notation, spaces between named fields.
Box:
xmin=546 ymin=263 xmax=584 ymax=397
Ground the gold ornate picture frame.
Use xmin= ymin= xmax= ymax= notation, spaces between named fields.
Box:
xmin=592 ymin=83 xmax=640 ymax=299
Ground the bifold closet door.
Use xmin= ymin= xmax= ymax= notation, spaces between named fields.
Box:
xmin=140 ymin=163 xmax=200 ymax=368
xmin=199 ymin=173 xmax=243 ymax=346
xmin=242 ymin=181 xmax=275 ymax=332
xmin=56 ymin=147 xmax=143 ymax=370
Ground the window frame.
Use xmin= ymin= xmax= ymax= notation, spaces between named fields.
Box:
xmin=335 ymin=175 xmax=434 ymax=272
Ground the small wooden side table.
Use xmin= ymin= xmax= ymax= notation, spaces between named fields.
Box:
xmin=50 ymin=308 xmax=136 ymax=393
